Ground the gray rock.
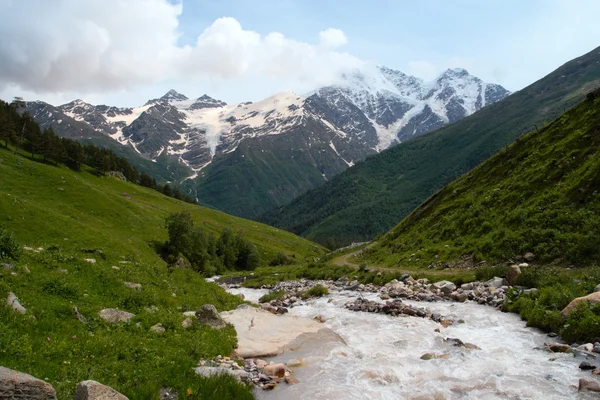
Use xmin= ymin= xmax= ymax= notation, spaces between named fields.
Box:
xmin=579 ymin=378 xmax=600 ymax=392
xmin=0 ymin=366 xmax=57 ymax=399
xmin=73 ymin=306 xmax=87 ymax=323
xmin=595 ymin=284 xmax=600 ymax=293
xmin=124 ymin=282 xmax=142 ymax=290
xmin=7 ymin=292 xmax=26 ymax=314
xmin=98 ymin=308 xmax=135 ymax=323
xmin=460 ymin=283 xmax=473 ymax=291
xmin=193 ymin=367 xmax=249 ymax=382
xmin=523 ymin=252 xmax=536 ymax=262
xmin=160 ymin=388 xmax=178 ymax=400
xmin=579 ymin=361 xmax=597 ymax=370
xmin=485 ymin=277 xmax=506 ymax=288
xmin=2 ymin=263 xmax=15 ymax=270
xmin=181 ymin=317 xmax=193 ymax=329
xmin=195 ymin=304 xmax=226 ymax=329
xmin=150 ymin=323 xmax=165 ymax=334
xmin=73 ymin=380 xmax=128 ymax=399
xmin=431 ymin=280 xmax=456 ymax=295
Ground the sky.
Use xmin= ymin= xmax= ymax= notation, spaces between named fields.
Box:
xmin=0 ymin=0 xmax=599 ymax=107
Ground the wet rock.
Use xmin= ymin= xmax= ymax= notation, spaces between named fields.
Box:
xmin=455 ymin=293 xmax=468 ymax=303
xmin=284 ymin=376 xmax=299 ymax=385
xmin=73 ymin=380 xmax=127 ymax=400
xmin=580 ymin=361 xmax=597 ymax=370
xmin=98 ymin=308 xmax=135 ymax=323
xmin=313 ymin=315 xmax=326 ymax=323
xmin=150 ymin=323 xmax=165 ymax=334
xmin=461 ymin=283 xmax=473 ymax=290
xmin=431 ymin=280 xmax=456 ymax=295
xmin=548 ymin=343 xmax=572 ymax=353
xmin=561 ymin=292 xmax=600 ymax=317
xmin=465 ymin=343 xmax=482 ymax=350
xmin=0 ymin=366 xmax=57 ymax=399
xmin=420 ymin=353 xmax=449 ymax=360
xmin=485 ymin=277 xmax=506 ymax=288
xmin=286 ymin=358 xmax=303 ymax=368
xmin=578 ymin=343 xmax=595 ymax=353
xmin=7 ymin=292 xmax=26 ymax=314
xmin=262 ymin=382 xmax=277 ymax=390
xmin=195 ymin=304 xmax=227 ymax=329
xmin=263 ymin=363 xmax=286 ymax=378
xmin=236 ymin=293 xmax=245 ymax=300
xmin=579 ymin=378 xmax=600 ymax=392
xmin=256 ymin=359 xmax=267 ymax=369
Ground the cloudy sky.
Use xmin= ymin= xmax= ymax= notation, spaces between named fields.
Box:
xmin=1 ymin=0 xmax=599 ymax=107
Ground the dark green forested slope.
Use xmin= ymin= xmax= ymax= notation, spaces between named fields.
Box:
xmin=361 ymin=89 xmax=600 ymax=268
xmin=261 ymin=46 xmax=600 ymax=248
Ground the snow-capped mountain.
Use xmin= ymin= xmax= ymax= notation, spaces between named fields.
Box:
xmin=27 ymin=66 xmax=508 ymax=178
xmin=25 ymin=66 xmax=509 ymax=218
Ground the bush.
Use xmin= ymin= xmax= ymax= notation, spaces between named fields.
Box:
xmin=0 ymin=227 xmax=21 ymax=260
xmin=269 ymin=252 xmax=293 ymax=266
xmin=301 ymin=284 xmax=329 ymax=299
xmin=258 ymin=290 xmax=285 ymax=303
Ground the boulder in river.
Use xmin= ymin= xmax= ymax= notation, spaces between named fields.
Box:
xmin=73 ymin=380 xmax=128 ymax=400
xmin=0 ymin=366 xmax=57 ymax=399
xmin=263 ymin=363 xmax=286 ymax=378
xmin=431 ymin=280 xmax=456 ymax=295
xmin=561 ymin=292 xmax=600 ymax=317
xmin=579 ymin=378 xmax=600 ymax=392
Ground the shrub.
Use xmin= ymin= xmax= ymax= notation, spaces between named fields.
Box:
xmin=301 ymin=284 xmax=329 ymax=299
xmin=0 ymin=227 xmax=21 ymax=260
xmin=269 ymin=252 xmax=293 ymax=266
xmin=258 ymin=290 xmax=285 ymax=303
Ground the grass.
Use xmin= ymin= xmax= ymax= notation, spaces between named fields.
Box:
xmin=361 ymin=96 xmax=600 ymax=270
xmin=0 ymin=145 xmax=326 ymax=399
xmin=258 ymin=290 xmax=286 ymax=303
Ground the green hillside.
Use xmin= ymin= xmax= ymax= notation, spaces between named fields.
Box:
xmin=261 ymin=46 xmax=600 ymax=248
xmin=360 ymin=89 xmax=600 ymax=269
xmin=0 ymin=142 xmax=325 ymax=398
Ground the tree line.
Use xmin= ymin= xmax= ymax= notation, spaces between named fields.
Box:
xmin=0 ymin=99 xmax=195 ymax=204
xmin=162 ymin=211 xmax=261 ymax=275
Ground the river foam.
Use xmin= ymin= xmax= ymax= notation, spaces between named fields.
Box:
xmin=230 ymin=288 xmax=591 ymax=399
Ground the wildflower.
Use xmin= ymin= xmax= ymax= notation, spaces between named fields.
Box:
xmin=186 ymin=388 xmax=193 ymax=395
xmin=47 ymin=337 xmax=51 ymax=342
xmin=72 ymin=335 xmax=76 ymax=339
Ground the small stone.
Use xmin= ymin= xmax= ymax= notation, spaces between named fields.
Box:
xmin=595 ymin=284 xmax=600 ymax=293
xmin=23 ymin=266 xmax=31 ymax=274
xmin=111 ymin=266 xmax=120 ymax=270
xmin=313 ymin=315 xmax=326 ymax=323
xmin=124 ymin=282 xmax=142 ymax=290
xmin=263 ymin=363 xmax=286 ymax=378
xmin=7 ymin=292 xmax=26 ymax=314
xmin=2 ymin=263 xmax=15 ymax=270
xmin=256 ymin=359 xmax=267 ymax=369
xmin=523 ymin=252 xmax=535 ymax=262
xmin=150 ymin=323 xmax=165 ymax=334
xmin=98 ymin=308 xmax=135 ymax=323
xmin=83 ymin=258 xmax=96 ymax=264
xmin=284 ymin=376 xmax=299 ymax=385
xmin=73 ymin=380 xmax=128 ymax=400
xmin=181 ymin=318 xmax=193 ymax=329
xmin=160 ymin=387 xmax=178 ymax=400
xmin=262 ymin=382 xmax=277 ymax=390
xmin=285 ymin=358 xmax=303 ymax=368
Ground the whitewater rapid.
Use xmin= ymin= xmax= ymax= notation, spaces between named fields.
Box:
xmin=228 ymin=287 xmax=592 ymax=400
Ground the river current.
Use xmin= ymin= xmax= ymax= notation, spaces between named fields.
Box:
xmin=227 ymin=286 xmax=594 ymax=400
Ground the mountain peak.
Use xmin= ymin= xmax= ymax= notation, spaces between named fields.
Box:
xmin=439 ymin=68 xmax=471 ymax=80
xmin=161 ymin=89 xmax=188 ymax=102
xmin=188 ymin=94 xmax=227 ymax=110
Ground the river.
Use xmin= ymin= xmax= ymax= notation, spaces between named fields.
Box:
xmin=227 ymin=286 xmax=594 ymax=400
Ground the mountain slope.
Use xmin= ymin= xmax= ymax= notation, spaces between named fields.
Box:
xmin=261 ymin=46 xmax=600 ymax=248
xmin=360 ymin=88 xmax=600 ymax=269
xmin=27 ymin=67 xmax=508 ymax=218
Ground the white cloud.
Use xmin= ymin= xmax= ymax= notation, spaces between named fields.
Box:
xmin=0 ymin=1 xmax=361 ymax=101
xmin=406 ymin=60 xmax=439 ymax=81
xmin=318 ymin=28 xmax=348 ymax=48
